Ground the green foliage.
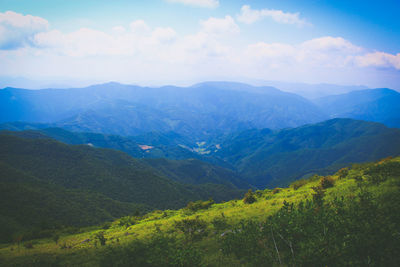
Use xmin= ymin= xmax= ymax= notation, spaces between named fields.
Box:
xmin=272 ymin=188 xmax=281 ymax=194
xmin=101 ymin=222 xmax=112 ymax=230
xmin=174 ymin=217 xmax=208 ymax=242
xmin=185 ymin=198 xmax=215 ymax=212
xmin=94 ymin=232 xmax=107 ymax=246
xmin=290 ymin=178 xmax=308 ymax=190
xmin=118 ymin=216 xmax=139 ymax=228
xmin=100 ymin=233 xmax=203 ymax=267
xmin=52 ymin=234 xmax=60 ymax=244
xmin=336 ymin=167 xmax=349 ymax=179
xmin=23 ymin=242 xmax=33 ymax=249
xmin=222 ymin=189 xmax=400 ymax=266
xmin=364 ymin=160 xmax=400 ymax=184
xmin=2 ymin=156 xmax=400 ymax=267
xmin=312 ymin=185 xmax=326 ymax=206
xmin=320 ymin=176 xmax=335 ymax=189
xmin=215 ymin=118 xmax=400 ymax=188
xmin=211 ymin=216 xmax=229 ymax=232
xmin=0 ymin=133 xmax=243 ymax=243
xmin=243 ymin=189 xmax=257 ymax=204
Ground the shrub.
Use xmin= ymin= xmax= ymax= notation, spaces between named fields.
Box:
xmin=364 ymin=161 xmax=400 ymax=184
xmin=320 ymin=176 xmax=335 ymax=189
xmin=23 ymin=242 xmax=33 ymax=249
xmin=336 ymin=167 xmax=349 ymax=179
xmin=52 ymin=233 xmax=60 ymax=244
xmin=211 ymin=216 xmax=229 ymax=232
xmin=312 ymin=186 xmax=326 ymax=206
xmin=186 ymin=198 xmax=215 ymax=212
xmin=174 ymin=217 xmax=208 ymax=242
xmin=272 ymin=188 xmax=281 ymax=194
xmin=255 ymin=190 xmax=264 ymax=197
xmin=243 ymin=189 xmax=256 ymax=204
xmin=119 ymin=216 xmax=137 ymax=228
xmin=102 ymin=222 xmax=112 ymax=230
xmin=95 ymin=231 xmax=107 ymax=246
xmin=290 ymin=179 xmax=308 ymax=190
xmin=100 ymin=233 xmax=203 ymax=267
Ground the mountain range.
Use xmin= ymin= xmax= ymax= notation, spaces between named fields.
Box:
xmin=1 ymin=81 xmax=400 ymax=244
xmin=1 ymin=82 xmax=399 ymax=140
xmin=0 ymin=82 xmax=326 ymax=140
xmin=314 ymin=88 xmax=400 ymax=128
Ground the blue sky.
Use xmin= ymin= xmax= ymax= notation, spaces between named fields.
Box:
xmin=0 ymin=0 xmax=399 ymax=88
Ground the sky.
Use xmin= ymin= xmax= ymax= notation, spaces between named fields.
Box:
xmin=0 ymin=0 xmax=399 ymax=89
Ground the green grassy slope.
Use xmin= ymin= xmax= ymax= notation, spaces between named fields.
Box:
xmin=1 ymin=156 xmax=399 ymax=266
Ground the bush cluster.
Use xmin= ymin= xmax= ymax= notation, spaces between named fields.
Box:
xmin=243 ymin=189 xmax=257 ymax=204
xmin=186 ymin=198 xmax=214 ymax=212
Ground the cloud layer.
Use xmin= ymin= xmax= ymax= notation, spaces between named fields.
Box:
xmin=237 ymin=5 xmax=309 ymax=26
xmin=165 ymin=0 xmax=219 ymax=8
xmin=0 ymin=11 xmax=48 ymax=49
xmin=0 ymin=10 xmax=399 ymax=88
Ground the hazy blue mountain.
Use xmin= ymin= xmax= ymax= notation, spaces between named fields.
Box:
xmin=214 ymin=118 xmax=400 ymax=188
xmin=0 ymin=81 xmax=327 ymax=139
xmin=255 ymin=81 xmax=369 ymax=99
xmin=314 ymin=88 xmax=400 ymax=128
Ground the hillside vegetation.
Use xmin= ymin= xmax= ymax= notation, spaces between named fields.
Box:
xmin=1 ymin=156 xmax=399 ymax=266
xmin=214 ymin=118 xmax=400 ymax=188
xmin=0 ymin=124 xmax=229 ymax=167
xmin=0 ymin=133 xmax=244 ymax=243
xmin=2 ymin=118 xmax=400 ymax=191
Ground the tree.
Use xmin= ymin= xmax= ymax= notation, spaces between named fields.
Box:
xmin=243 ymin=189 xmax=256 ymax=204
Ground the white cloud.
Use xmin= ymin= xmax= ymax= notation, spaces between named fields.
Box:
xmin=237 ymin=5 xmax=309 ymax=26
xmin=34 ymin=22 xmax=177 ymax=57
xmin=151 ymin=27 xmax=177 ymax=43
xmin=129 ymin=20 xmax=150 ymax=34
xmin=355 ymin=51 xmax=400 ymax=70
xmin=1 ymin=11 xmax=399 ymax=89
xmin=244 ymin=36 xmax=366 ymax=71
xmin=200 ymin=16 xmax=239 ymax=35
xmin=34 ymin=28 xmax=123 ymax=57
xmin=301 ymin=36 xmax=362 ymax=53
xmin=165 ymin=0 xmax=219 ymax=8
xmin=0 ymin=11 xmax=49 ymax=49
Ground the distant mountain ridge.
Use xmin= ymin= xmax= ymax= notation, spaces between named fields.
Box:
xmin=313 ymin=88 xmax=400 ymax=128
xmin=0 ymin=81 xmax=327 ymax=139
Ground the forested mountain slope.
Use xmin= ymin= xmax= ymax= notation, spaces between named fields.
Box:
xmin=214 ymin=118 xmax=400 ymax=187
